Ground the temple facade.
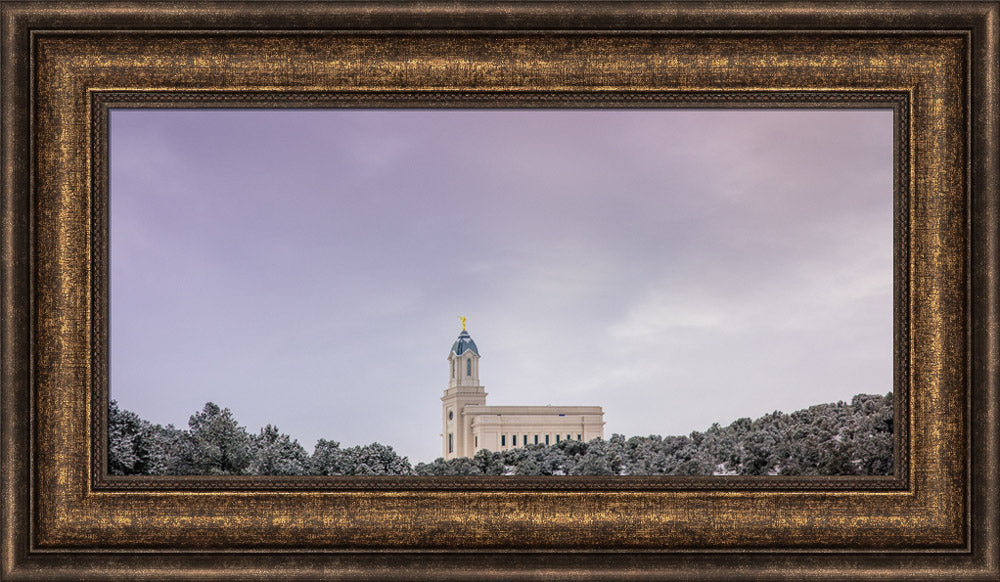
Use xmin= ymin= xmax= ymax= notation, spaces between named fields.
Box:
xmin=441 ymin=325 xmax=605 ymax=460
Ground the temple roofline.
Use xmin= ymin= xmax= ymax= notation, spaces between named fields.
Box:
xmin=463 ymin=405 xmax=603 ymax=415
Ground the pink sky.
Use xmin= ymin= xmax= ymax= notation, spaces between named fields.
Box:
xmin=110 ymin=108 xmax=894 ymax=463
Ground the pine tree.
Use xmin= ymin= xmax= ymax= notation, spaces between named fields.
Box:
xmin=107 ymin=399 xmax=155 ymax=475
xmin=414 ymin=457 xmax=482 ymax=475
xmin=184 ymin=402 xmax=253 ymax=475
xmin=249 ymin=425 xmax=309 ymax=475
xmin=311 ymin=440 xmax=412 ymax=475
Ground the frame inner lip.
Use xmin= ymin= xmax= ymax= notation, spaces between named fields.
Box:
xmin=90 ymin=89 xmax=910 ymax=493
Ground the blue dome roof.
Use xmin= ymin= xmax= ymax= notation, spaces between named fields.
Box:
xmin=450 ymin=330 xmax=479 ymax=356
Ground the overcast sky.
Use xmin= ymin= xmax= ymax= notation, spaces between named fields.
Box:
xmin=109 ymin=108 xmax=893 ymax=464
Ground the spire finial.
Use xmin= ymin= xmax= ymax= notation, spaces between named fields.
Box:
xmin=460 ymin=315 xmax=467 ymax=331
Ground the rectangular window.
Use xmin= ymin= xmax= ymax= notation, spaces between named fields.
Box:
xmin=448 ymin=433 xmax=453 ymax=453
xmin=545 ymin=435 xmax=550 ymax=445
xmin=474 ymin=435 xmax=478 ymax=448
xmin=567 ymin=434 xmax=571 ymax=441
xmin=577 ymin=434 xmax=582 ymax=441
xmin=501 ymin=434 xmax=506 ymax=446
xmin=534 ymin=435 xmax=539 ymax=444
xmin=556 ymin=434 xmax=561 ymax=443
xmin=524 ymin=434 xmax=528 ymax=446
xmin=512 ymin=435 xmax=517 ymax=446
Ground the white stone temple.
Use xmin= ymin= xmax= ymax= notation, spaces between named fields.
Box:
xmin=441 ymin=320 xmax=605 ymax=459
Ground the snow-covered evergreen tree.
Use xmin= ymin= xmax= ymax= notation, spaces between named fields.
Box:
xmin=184 ymin=402 xmax=253 ymax=475
xmin=108 ymin=399 xmax=155 ymax=475
xmin=309 ymin=440 xmax=412 ymax=475
xmin=249 ymin=425 xmax=309 ymax=475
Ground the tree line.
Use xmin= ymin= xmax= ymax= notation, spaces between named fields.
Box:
xmin=109 ymin=392 xmax=892 ymax=476
xmin=108 ymin=401 xmax=410 ymax=476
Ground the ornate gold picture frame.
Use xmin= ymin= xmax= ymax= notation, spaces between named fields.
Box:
xmin=2 ymin=1 xmax=997 ymax=579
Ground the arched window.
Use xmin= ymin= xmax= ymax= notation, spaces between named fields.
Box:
xmin=448 ymin=433 xmax=454 ymax=453
xmin=466 ymin=358 xmax=471 ymax=376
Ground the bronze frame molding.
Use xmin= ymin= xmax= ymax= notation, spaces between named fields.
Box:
xmin=2 ymin=2 xmax=998 ymax=580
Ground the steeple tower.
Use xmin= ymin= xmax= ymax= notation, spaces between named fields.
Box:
xmin=448 ymin=328 xmax=480 ymax=388
xmin=441 ymin=320 xmax=486 ymax=459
